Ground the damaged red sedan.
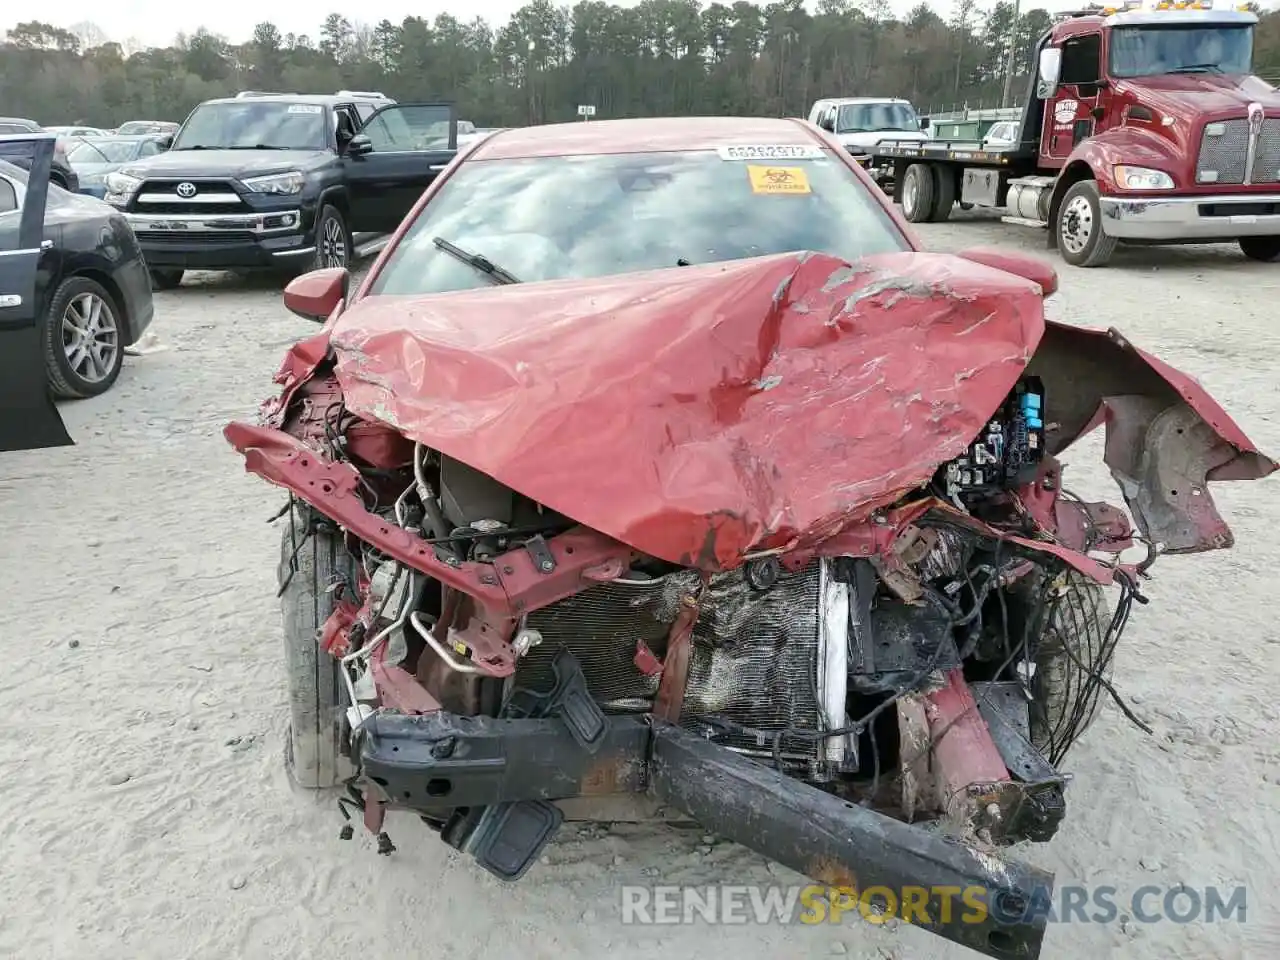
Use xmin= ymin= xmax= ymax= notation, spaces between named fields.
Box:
xmin=226 ymin=117 xmax=1275 ymax=959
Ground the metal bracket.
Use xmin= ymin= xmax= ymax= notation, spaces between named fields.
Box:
xmin=524 ymin=534 xmax=556 ymax=574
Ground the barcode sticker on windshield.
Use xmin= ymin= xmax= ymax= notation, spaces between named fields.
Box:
xmin=287 ymin=104 xmax=324 ymax=114
xmin=717 ymin=144 xmax=825 ymax=161
xmin=747 ymin=165 xmax=811 ymax=195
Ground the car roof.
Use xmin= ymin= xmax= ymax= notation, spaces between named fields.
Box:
xmin=200 ymin=94 xmax=379 ymax=107
xmin=818 ymin=98 xmax=912 ymax=106
xmin=0 ymin=117 xmax=40 ymax=127
xmin=471 ymin=116 xmax=826 ymax=160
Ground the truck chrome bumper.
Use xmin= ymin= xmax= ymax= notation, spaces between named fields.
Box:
xmin=1100 ymin=193 xmax=1280 ymax=240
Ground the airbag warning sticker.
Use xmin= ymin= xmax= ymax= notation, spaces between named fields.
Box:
xmin=747 ymin=165 xmax=811 ymax=195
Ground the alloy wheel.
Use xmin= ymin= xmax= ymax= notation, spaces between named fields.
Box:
xmin=61 ymin=292 xmax=119 ymax=385
xmin=321 ymin=217 xmax=347 ymax=269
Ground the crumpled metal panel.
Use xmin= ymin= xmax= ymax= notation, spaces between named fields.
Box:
xmin=257 ymin=250 xmax=1275 ymax=573
xmin=326 ymin=251 xmax=1045 ymax=571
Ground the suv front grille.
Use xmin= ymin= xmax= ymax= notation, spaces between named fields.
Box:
xmin=131 ymin=179 xmax=248 ymax=214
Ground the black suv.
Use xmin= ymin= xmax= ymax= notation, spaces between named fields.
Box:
xmin=101 ymin=92 xmax=457 ymax=288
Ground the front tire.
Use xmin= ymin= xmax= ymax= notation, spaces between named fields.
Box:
xmin=1055 ymin=180 xmax=1118 ymax=268
xmin=1238 ymin=237 xmax=1280 ymax=262
xmin=43 ymin=275 xmax=124 ymax=399
xmin=279 ymin=507 xmax=358 ymax=789
xmin=313 ymin=204 xmax=352 ymax=271
xmin=1030 ymin=572 xmax=1115 ymax=762
xmin=900 ymin=164 xmax=936 ymax=223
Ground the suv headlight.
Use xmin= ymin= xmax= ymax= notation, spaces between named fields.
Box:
xmin=104 ymin=171 xmax=141 ymax=199
xmin=240 ymin=171 xmax=305 ymax=195
xmin=1114 ymin=165 xmax=1174 ymax=190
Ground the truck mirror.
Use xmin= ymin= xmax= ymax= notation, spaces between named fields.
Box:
xmin=1038 ymin=48 xmax=1062 ymax=98
xmin=919 ymin=117 xmax=930 ymax=130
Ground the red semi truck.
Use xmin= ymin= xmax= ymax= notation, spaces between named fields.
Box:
xmin=869 ymin=3 xmax=1280 ymax=267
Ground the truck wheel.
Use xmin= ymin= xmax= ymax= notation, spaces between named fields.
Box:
xmin=1056 ymin=180 xmax=1118 ymax=268
xmin=314 ymin=204 xmax=352 ymax=271
xmin=900 ymin=164 xmax=936 ymax=223
xmin=928 ymin=164 xmax=956 ymax=222
xmin=150 ymin=269 xmax=184 ymax=290
xmin=1238 ymin=237 xmax=1280 ymax=262
xmin=279 ymin=506 xmax=358 ymax=789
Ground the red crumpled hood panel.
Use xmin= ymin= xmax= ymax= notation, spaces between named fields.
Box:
xmin=327 ymin=251 xmax=1048 ymax=569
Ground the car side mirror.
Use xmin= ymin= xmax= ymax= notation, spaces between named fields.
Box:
xmin=955 ymin=247 xmax=1058 ymax=298
xmin=284 ymin=267 xmax=349 ymax=323
xmin=919 ymin=117 xmax=930 ymax=130
xmin=346 ymin=134 xmax=373 ymax=157
xmin=158 ymin=134 xmax=174 ymax=150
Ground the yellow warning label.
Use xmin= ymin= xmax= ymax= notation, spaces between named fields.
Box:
xmin=747 ymin=165 xmax=811 ymax=195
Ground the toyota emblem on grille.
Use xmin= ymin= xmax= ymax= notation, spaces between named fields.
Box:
xmin=176 ymin=182 xmax=197 ymax=198
xmin=1249 ymin=102 xmax=1264 ymax=134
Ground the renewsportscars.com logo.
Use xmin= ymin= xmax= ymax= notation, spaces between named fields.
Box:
xmin=620 ymin=884 xmax=1248 ymax=927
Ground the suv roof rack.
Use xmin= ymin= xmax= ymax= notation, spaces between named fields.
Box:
xmin=235 ymin=91 xmax=297 ymax=98
xmin=336 ymin=90 xmax=391 ymax=100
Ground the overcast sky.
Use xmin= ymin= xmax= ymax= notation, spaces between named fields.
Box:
xmin=10 ymin=0 xmax=1095 ymax=50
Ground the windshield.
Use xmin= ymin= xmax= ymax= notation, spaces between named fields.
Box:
xmin=837 ymin=103 xmax=920 ymax=134
xmin=68 ymin=139 xmax=141 ymax=164
xmin=367 ymin=149 xmax=908 ymax=297
xmin=170 ymin=101 xmax=327 ymax=151
xmin=1110 ymin=25 xmax=1253 ymax=78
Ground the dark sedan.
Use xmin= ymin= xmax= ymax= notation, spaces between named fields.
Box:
xmin=0 ymin=119 xmax=79 ymax=191
xmin=0 ymin=157 xmax=154 ymax=398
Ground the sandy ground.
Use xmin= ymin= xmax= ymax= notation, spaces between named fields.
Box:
xmin=2 ymin=220 xmax=1279 ymax=960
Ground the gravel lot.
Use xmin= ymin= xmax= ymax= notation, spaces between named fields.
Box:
xmin=3 ymin=217 xmax=1278 ymax=960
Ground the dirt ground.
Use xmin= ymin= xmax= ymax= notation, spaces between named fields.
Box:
xmin=2 ymin=217 xmax=1278 ymax=960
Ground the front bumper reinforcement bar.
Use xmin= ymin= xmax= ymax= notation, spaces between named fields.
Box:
xmin=358 ymin=708 xmax=1052 ymax=959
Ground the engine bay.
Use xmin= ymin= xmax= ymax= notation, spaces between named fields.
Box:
xmin=269 ymin=370 xmax=1145 ymax=856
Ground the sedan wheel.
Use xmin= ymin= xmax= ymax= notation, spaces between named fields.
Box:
xmin=43 ymin=276 xmax=125 ymax=399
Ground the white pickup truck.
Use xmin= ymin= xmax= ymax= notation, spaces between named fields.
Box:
xmin=806 ymin=97 xmax=931 ymax=162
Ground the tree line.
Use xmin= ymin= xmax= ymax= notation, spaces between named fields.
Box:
xmin=2 ymin=0 xmax=1279 ymax=130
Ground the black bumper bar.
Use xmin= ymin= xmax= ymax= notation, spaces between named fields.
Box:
xmin=359 ymin=710 xmax=1052 ymax=959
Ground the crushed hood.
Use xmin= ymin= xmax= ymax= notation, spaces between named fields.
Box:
xmin=258 ymin=250 xmax=1274 ymax=571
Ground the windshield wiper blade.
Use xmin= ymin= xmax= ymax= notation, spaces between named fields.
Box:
xmin=432 ymin=236 xmax=520 ymax=285
xmin=1169 ymin=63 xmax=1224 ymax=74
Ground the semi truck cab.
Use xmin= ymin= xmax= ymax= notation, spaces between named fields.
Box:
xmin=870 ymin=2 xmax=1280 ymax=267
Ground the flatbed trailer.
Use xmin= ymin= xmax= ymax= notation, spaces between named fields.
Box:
xmin=867 ymin=3 xmax=1280 ymax=268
